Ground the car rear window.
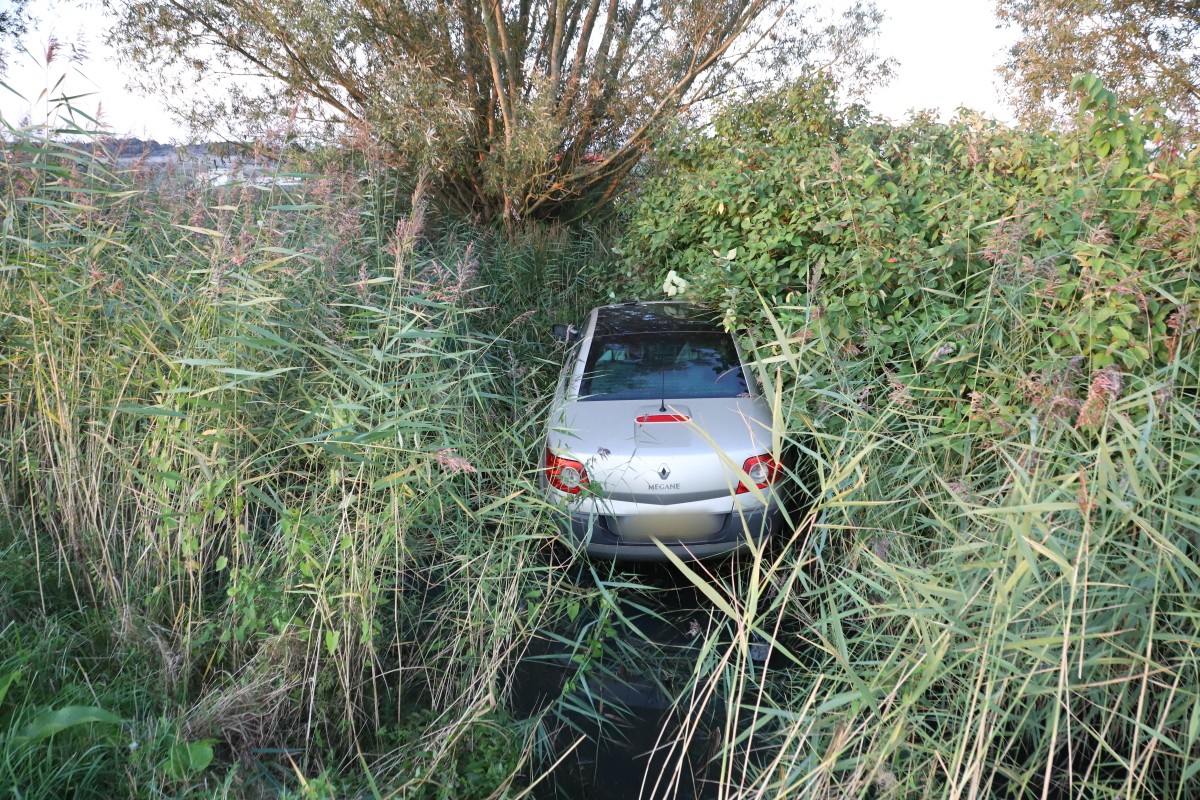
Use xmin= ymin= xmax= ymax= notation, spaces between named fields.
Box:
xmin=579 ymin=330 xmax=748 ymax=400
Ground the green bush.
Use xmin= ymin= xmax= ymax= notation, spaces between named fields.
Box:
xmin=623 ymin=76 xmax=1199 ymax=436
xmin=619 ymin=78 xmax=1200 ymax=797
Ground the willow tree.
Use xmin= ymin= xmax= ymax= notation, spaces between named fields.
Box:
xmin=998 ymin=0 xmax=1200 ymax=129
xmin=0 ymin=0 xmax=29 ymax=73
xmin=104 ymin=0 xmax=889 ymax=221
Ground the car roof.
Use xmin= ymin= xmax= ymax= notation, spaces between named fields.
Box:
xmin=592 ymin=302 xmax=724 ymax=337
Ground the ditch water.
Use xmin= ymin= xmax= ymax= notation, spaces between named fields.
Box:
xmin=510 ymin=557 xmax=811 ymax=799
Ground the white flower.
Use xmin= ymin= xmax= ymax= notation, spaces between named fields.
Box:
xmin=662 ymin=270 xmax=690 ymax=297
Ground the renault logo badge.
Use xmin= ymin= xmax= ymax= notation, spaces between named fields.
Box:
xmin=658 ymin=464 xmax=671 ymax=480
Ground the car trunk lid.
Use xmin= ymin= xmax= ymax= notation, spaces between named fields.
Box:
xmin=546 ymin=396 xmax=773 ymax=505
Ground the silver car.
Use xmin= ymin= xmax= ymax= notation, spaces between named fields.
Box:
xmin=541 ymin=302 xmax=783 ymax=561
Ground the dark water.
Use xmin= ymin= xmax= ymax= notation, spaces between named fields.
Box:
xmin=510 ymin=558 xmax=808 ymax=800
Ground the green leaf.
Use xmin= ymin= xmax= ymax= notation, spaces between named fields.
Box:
xmin=16 ymin=706 xmax=123 ymax=743
xmin=109 ymin=404 xmax=187 ymax=417
xmin=163 ymin=739 xmax=215 ymax=780
xmin=0 ymin=670 xmax=19 ymax=707
xmin=211 ymin=366 xmax=299 ymax=378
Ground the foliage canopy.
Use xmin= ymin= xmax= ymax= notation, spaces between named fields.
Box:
xmin=0 ymin=0 xmax=27 ymax=39
xmin=623 ymin=76 xmax=1200 ymax=437
xmin=997 ymin=0 xmax=1200 ymax=130
xmin=0 ymin=0 xmax=30 ymax=73
xmin=104 ymin=0 xmax=890 ymax=223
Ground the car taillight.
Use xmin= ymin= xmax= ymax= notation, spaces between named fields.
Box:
xmin=545 ymin=448 xmax=589 ymax=494
xmin=737 ymin=454 xmax=780 ymax=494
xmin=636 ymin=413 xmax=691 ymax=423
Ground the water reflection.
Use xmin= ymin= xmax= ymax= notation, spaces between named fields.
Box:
xmin=511 ymin=557 xmax=811 ymax=799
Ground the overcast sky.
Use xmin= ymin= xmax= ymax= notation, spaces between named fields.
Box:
xmin=0 ymin=0 xmax=1018 ymax=140
xmin=859 ymin=0 xmax=1016 ymax=122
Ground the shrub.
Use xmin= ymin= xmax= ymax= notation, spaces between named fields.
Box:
xmin=623 ymin=76 xmax=1199 ymax=437
xmin=619 ymin=78 xmax=1200 ymax=797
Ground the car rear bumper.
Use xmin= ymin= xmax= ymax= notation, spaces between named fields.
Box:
xmin=558 ymin=504 xmax=780 ymax=562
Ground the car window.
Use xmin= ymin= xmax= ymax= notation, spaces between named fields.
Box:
xmin=579 ymin=330 xmax=747 ymax=400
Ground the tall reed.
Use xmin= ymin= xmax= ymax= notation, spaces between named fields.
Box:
xmin=0 ymin=110 xmax=614 ymax=796
xmin=639 ymin=290 xmax=1200 ymax=799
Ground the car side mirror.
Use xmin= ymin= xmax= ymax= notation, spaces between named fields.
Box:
xmin=552 ymin=323 xmax=579 ymax=342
